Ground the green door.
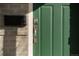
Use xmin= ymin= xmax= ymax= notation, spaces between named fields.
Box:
xmin=33 ymin=3 xmax=70 ymax=56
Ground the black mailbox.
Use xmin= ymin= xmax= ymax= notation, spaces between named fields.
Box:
xmin=4 ymin=15 xmax=26 ymax=27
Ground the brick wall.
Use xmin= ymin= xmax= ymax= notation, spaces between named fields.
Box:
xmin=0 ymin=4 xmax=28 ymax=56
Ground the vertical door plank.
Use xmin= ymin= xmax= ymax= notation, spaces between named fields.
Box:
xmin=63 ymin=6 xmax=70 ymax=56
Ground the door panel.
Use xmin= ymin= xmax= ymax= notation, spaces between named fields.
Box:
xmin=40 ymin=6 xmax=54 ymax=56
xmin=33 ymin=3 xmax=70 ymax=56
xmin=53 ymin=4 xmax=64 ymax=55
xmin=63 ymin=6 xmax=70 ymax=56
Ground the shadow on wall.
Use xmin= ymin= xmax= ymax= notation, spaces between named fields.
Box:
xmin=0 ymin=15 xmax=27 ymax=56
xmin=0 ymin=15 xmax=17 ymax=56
xmin=3 ymin=27 xmax=17 ymax=56
xmin=33 ymin=3 xmax=45 ymax=11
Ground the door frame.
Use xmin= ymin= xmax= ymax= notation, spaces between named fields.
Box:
xmin=28 ymin=3 xmax=33 ymax=56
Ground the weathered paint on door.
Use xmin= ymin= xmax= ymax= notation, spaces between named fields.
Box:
xmin=33 ymin=3 xmax=70 ymax=56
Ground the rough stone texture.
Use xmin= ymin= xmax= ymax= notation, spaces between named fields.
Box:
xmin=16 ymin=36 xmax=28 ymax=56
xmin=0 ymin=4 xmax=28 ymax=15
xmin=0 ymin=36 xmax=3 ymax=56
xmin=0 ymin=4 xmax=28 ymax=56
xmin=17 ymin=26 xmax=28 ymax=35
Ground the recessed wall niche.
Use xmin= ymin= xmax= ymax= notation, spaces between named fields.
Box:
xmin=4 ymin=15 xmax=26 ymax=27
